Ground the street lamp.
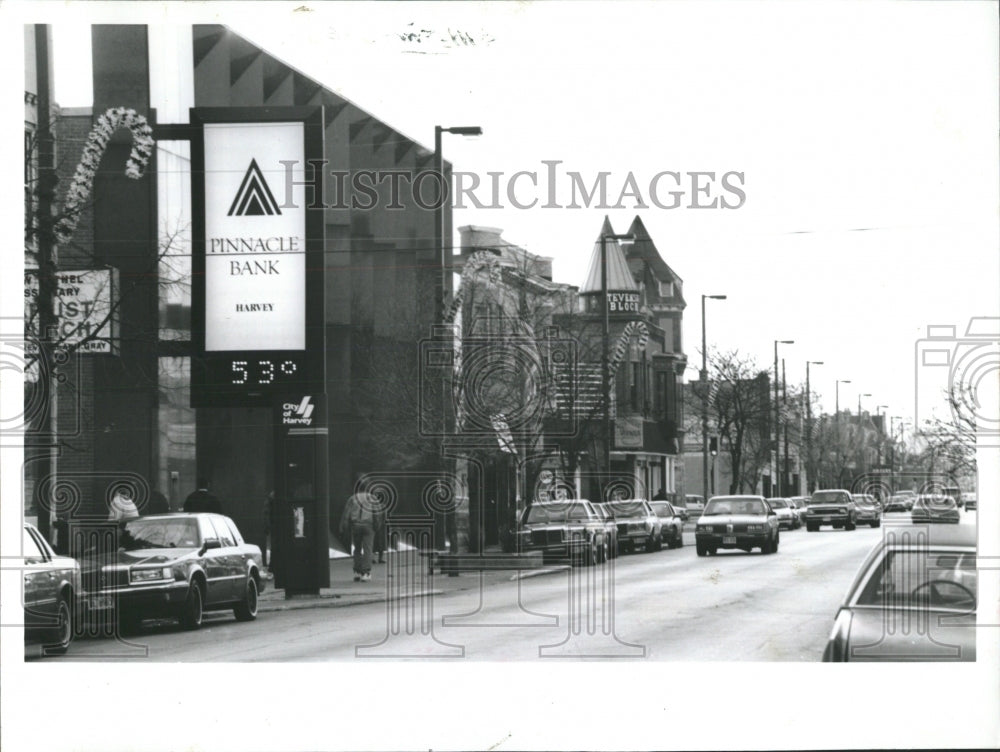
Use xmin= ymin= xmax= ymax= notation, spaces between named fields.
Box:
xmin=773 ymin=340 xmax=794 ymax=496
xmin=835 ymin=379 xmax=851 ymax=421
xmin=701 ymin=294 xmax=727 ymax=500
xmin=601 ymin=231 xmax=635 ymax=481
xmin=434 ymin=125 xmax=482 ymax=554
xmin=805 ymin=361 xmax=823 ymax=492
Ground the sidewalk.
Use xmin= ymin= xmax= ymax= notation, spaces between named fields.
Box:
xmin=257 ymin=549 xmax=568 ymax=614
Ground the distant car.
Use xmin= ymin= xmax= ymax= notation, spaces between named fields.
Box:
xmin=822 ymin=524 xmax=976 ymax=661
xmin=962 ymin=492 xmax=977 ymax=511
xmin=518 ymin=500 xmax=610 ymax=565
xmin=910 ymin=495 xmax=960 ymax=525
xmin=884 ymin=494 xmax=913 ymax=513
xmin=594 ymin=499 xmax=662 ymax=553
xmin=80 ymin=513 xmax=264 ymax=632
xmin=941 ymin=486 xmax=964 ymax=509
xmin=766 ymin=497 xmax=798 ymax=530
xmin=685 ymin=494 xmax=706 ymax=517
xmin=649 ymin=501 xmax=685 ymax=549
xmin=669 ymin=499 xmax=690 ymax=522
xmin=789 ymin=496 xmax=810 ymax=525
xmin=695 ymin=495 xmax=780 ymax=556
xmin=23 ymin=523 xmax=80 ymax=656
xmin=805 ymin=489 xmax=857 ymax=531
xmin=851 ymin=494 xmax=882 ymax=528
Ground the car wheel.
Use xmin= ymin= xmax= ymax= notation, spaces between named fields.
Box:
xmin=179 ymin=581 xmax=204 ymax=630
xmin=761 ymin=535 xmax=772 ymax=555
xmin=675 ymin=528 xmax=684 ymax=548
xmin=806 ymin=523 xmax=817 ymax=532
xmin=43 ymin=595 xmax=73 ymax=656
xmin=773 ymin=530 xmax=779 ymax=553
xmin=708 ymin=547 xmax=718 ymax=556
xmin=845 ymin=517 xmax=856 ymax=531
xmin=871 ymin=518 xmax=881 ymax=528
xmin=696 ymin=542 xmax=707 ymax=557
xmin=234 ymin=575 xmax=259 ymax=622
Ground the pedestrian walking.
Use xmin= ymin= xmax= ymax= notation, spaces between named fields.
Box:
xmin=108 ymin=486 xmax=140 ymax=522
xmin=339 ymin=478 xmax=379 ymax=582
xmin=184 ymin=477 xmax=221 ymax=514
xmin=147 ymin=489 xmax=171 ymax=514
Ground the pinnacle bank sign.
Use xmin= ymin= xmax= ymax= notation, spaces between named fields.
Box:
xmin=204 ymin=122 xmax=306 ymax=351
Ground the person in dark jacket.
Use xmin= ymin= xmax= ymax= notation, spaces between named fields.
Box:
xmin=147 ymin=489 xmax=171 ymax=515
xmin=184 ymin=478 xmax=221 ymax=513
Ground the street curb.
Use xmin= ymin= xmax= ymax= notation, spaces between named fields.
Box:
xmin=257 ymin=589 xmax=444 ymax=613
xmin=510 ymin=565 xmax=571 ymax=581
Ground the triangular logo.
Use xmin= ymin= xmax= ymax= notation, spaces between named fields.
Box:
xmin=228 ymin=158 xmax=281 ymax=216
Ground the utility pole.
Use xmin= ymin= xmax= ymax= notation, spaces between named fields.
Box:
xmin=701 ymin=294 xmax=726 ymax=499
xmin=782 ymin=358 xmax=789 ymax=496
xmin=33 ymin=24 xmax=57 ymax=544
xmin=805 ymin=361 xmax=823 ymax=493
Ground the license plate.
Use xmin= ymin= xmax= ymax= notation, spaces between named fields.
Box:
xmin=823 ymin=516 xmax=831 ymax=522
xmin=88 ymin=594 xmax=113 ymax=610
xmin=723 ymin=536 xmax=736 ymax=545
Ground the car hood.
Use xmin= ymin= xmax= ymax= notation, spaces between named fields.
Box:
xmin=697 ymin=514 xmax=767 ymax=525
xmin=845 ymin=608 xmax=975 ymax=661
xmin=81 ymin=547 xmax=198 ymax=572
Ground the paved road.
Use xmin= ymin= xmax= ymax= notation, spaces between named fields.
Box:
xmin=61 ymin=511 xmax=978 ymax=662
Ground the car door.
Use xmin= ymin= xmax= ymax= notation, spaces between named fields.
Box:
xmin=214 ymin=515 xmax=247 ymax=600
xmin=197 ymin=516 xmax=232 ymax=604
xmin=23 ymin=526 xmax=57 ymax=636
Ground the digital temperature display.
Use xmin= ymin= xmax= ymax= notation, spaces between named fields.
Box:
xmin=191 ymin=353 xmax=318 ymax=407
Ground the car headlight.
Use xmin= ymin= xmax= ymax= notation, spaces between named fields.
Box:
xmin=131 ymin=567 xmax=172 ymax=583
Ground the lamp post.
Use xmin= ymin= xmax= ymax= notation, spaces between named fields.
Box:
xmin=434 ymin=125 xmax=482 ymax=553
xmin=701 ymin=294 xmax=727 ymax=500
xmin=773 ymin=340 xmax=794 ymax=496
xmin=601 ymin=231 xmax=635 ymax=482
xmin=805 ymin=361 xmax=823 ymax=492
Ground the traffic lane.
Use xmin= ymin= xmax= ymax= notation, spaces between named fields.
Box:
xmin=58 ymin=524 xmax=884 ymax=661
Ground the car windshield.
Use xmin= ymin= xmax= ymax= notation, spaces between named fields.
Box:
xmin=608 ymin=501 xmax=648 ymax=518
xmin=118 ymin=518 xmax=200 ymax=550
xmin=767 ymin=499 xmax=787 ymax=508
xmin=810 ymin=491 xmax=846 ymax=504
xmin=703 ymin=498 xmax=764 ymax=516
xmin=650 ymin=502 xmax=673 ymax=518
xmin=857 ymin=550 xmax=977 ymax=609
xmin=914 ymin=496 xmax=956 ymax=508
xmin=525 ymin=503 xmax=590 ymax=523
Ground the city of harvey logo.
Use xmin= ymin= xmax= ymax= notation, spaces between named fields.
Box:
xmin=282 ymin=396 xmax=314 ymax=426
xmin=228 ymin=159 xmax=281 ymax=217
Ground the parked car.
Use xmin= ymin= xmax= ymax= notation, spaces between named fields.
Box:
xmin=80 ymin=513 xmax=264 ymax=632
xmin=649 ymin=501 xmax=685 ymax=548
xmin=910 ymin=495 xmax=960 ymax=525
xmin=851 ymin=494 xmax=882 ymax=528
xmin=805 ymin=489 xmax=857 ymax=531
xmin=822 ymin=523 xmax=976 ymax=661
xmin=593 ymin=499 xmax=662 ymax=553
xmin=590 ymin=502 xmax=620 ymax=558
xmin=884 ymin=494 xmax=914 ymax=513
xmin=695 ymin=495 xmax=780 ymax=556
xmin=23 ymin=523 xmax=80 ymax=656
xmin=684 ymin=494 xmax=706 ymax=517
xmin=766 ymin=497 xmax=798 ymax=530
xmin=962 ymin=492 xmax=977 ymax=511
xmin=518 ymin=500 xmax=610 ymax=565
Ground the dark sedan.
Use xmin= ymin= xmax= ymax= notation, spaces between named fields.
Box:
xmin=23 ymin=523 xmax=80 ymax=656
xmin=910 ymin=495 xmax=960 ymax=525
xmin=80 ymin=513 xmax=264 ymax=632
xmin=695 ymin=495 xmax=780 ymax=556
xmin=517 ymin=501 xmax=610 ymax=565
xmin=823 ymin=524 xmax=975 ymax=661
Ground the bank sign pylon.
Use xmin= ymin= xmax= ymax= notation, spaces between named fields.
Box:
xmin=190 ymin=107 xmax=328 ymax=592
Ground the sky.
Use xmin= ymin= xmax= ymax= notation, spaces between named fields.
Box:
xmin=35 ymin=1 xmax=1000 ymax=437
xmin=3 ymin=3 xmax=999 ymax=750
